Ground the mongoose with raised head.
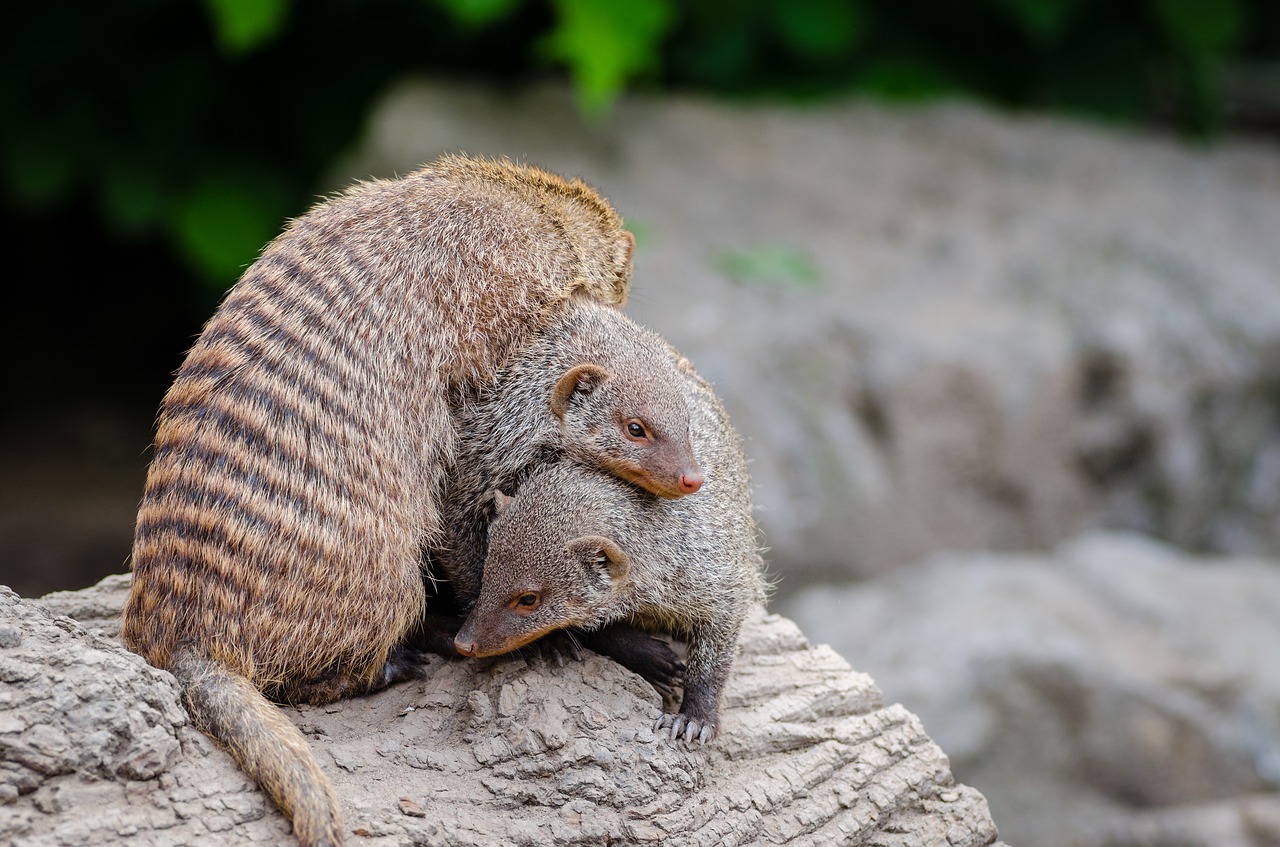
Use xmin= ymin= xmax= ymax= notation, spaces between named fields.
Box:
xmin=452 ymin=363 xmax=767 ymax=744
xmin=120 ymin=154 xmax=635 ymax=847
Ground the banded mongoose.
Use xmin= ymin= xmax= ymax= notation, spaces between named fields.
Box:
xmin=120 ymin=154 xmax=635 ymax=847
xmin=452 ymin=361 xmax=767 ymax=744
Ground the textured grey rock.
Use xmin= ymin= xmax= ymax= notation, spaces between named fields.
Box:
xmin=781 ymin=531 xmax=1280 ymax=847
xmin=3 ymin=576 xmax=1004 ymax=846
xmin=331 ymin=80 xmax=1280 ymax=580
xmin=0 ymin=579 xmax=288 ymax=846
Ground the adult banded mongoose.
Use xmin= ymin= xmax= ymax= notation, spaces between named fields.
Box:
xmin=453 ymin=361 xmax=767 ymax=744
xmin=120 ymin=154 xmax=635 ymax=847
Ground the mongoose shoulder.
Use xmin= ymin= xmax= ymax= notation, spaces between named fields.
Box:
xmin=453 ymin=365 xmax=767 ymax=744
xmin=431 ymin=297 xmax=704 ymax=609
xmin=120 ymin=154 xmax=634 ymax=847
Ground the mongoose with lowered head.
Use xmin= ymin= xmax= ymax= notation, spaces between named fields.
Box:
xmin=453 ymin=361 xmax=767 ymax=744
xmin=120 ymin=154 xmax=635 ymax=847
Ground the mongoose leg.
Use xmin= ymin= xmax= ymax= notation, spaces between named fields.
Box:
xmin=524 ymin=624 xmax=685 ymax=699
xmin=379 ymin=644 xmax=431 ymax=686
xmin=284 ymin=675 xmax=375 ymax=706
xmin=653 ymin=629 xmax=731 ymax=745
xmin=578 ymin=623 xmax=685 ymax=698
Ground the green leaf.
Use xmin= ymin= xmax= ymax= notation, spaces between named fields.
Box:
xmin=171 ymin=172 xmax=291 ymax=288
xmin=1152 ymin=0 xmax=1241 ymax=57
xmin=542 ymin=0 xmax=674 ymax=114
xmin=432 ymin=0 xmax=522 ymax=27
xmin=713 ymin=246 xmax=822 ymax=292
xmin=774 ymin=0 xmax=862 ymax=60
xmin=202 ymin=0 xmax=293 ymax=55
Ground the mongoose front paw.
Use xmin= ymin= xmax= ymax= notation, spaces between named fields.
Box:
xmin=654 ymin=712 xmax=718 ymax=745
xmin=643 ymin=656 xmax=686 ymax=701
xmin=617 ymin=634 xmax=685 ymax=697
xmin=381 ymin=644 xmax=431 ymax=686
xmin=579 ymin=623 xmax=685 ymax=697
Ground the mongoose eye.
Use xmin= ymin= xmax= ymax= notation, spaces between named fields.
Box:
xmin=511 ymin=592 xmax=541 ymax=613
xmin=624 ymin=420 xmax=650 ymax=441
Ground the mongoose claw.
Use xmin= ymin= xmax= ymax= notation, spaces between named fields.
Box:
xmin=653 ymin=713 xmax=715 ymax=745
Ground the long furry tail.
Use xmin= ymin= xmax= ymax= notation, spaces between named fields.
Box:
xmin=170 ymin=650 xmax=344 ymax=847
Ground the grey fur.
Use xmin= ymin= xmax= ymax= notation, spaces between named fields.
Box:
xmin=451 ymin=342 xmax=767 ymax=743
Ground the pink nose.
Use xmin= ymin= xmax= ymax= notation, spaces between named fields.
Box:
xmin=454 ymin=638 xmax=475 ymax=657
xmin=679 ymin=472 xmax=704 ymax=494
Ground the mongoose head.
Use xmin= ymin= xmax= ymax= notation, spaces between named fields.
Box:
xmin=454 ymin=488 xmax=629 ymax=658
xmin=551 ymin=363 xmax=704 ymax=497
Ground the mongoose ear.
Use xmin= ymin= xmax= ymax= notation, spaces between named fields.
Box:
xmin=566 ymin=535 xmax=630 ymax=584
xmin=620 ymin=230 xmax=636 ymax=265
xmin=551 ymin=363 xmax=612 ymax=420
xmin=491 ymin=490 xmax=514 ymax=515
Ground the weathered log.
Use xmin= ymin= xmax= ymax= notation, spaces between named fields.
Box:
xmin=1 ymin=575 xmax=1004 ymax=846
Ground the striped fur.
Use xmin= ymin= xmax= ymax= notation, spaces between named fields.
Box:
xmin=121 ymin=154 xmax=634 ymax=846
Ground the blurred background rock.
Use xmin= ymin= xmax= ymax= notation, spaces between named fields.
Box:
xmin=4 ymin=2 xmax=1279 ymax=845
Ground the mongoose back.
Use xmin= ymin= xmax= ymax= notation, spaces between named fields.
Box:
xmin=120 ymin=154 xmax=635 ymax=847
xmin=453 ymin=363 xmax=767 ymax=744
xmin=431 ymin=296 xmax=704 ymax=610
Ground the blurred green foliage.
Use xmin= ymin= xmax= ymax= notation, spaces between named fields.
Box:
xmin=543 ymin=0 xmax=674 ymax=113
xmin=4 ymin=0 xmax=1277 ymax=298
xmin=714 ymin=247 xmax=824 ymax=292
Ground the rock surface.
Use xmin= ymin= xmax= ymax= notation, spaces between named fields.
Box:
xmin=332 ymin=80 xmax=1280 ymax=582
xmin=2 ymin=575 xmax=1004 ymax=846
xmin=780 ymin=531 xmax=1280 ymax=847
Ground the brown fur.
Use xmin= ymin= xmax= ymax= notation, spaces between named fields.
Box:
xmin=453 ymin=357 xmax=767 ymax=744
xmin=121 ymin=154 xmax=634 ymax=846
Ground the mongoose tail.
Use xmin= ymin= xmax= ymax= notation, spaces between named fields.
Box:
xmin=170 ymin=650 xmax=345 ymax=847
